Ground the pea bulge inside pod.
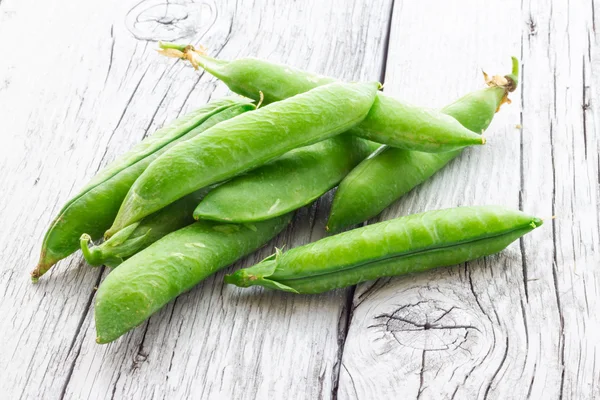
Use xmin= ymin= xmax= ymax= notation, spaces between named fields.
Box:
xmin=225 ymin=206 xmax=543 ymax=294
xmin=95 ymin=214 xmax=292 ymax=344
xmin=193 ymin=136 xmax=379 ymax=223
xmin=106 ymin=80 xmax=380 ymax=235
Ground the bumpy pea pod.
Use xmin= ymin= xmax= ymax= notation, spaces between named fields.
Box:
xmin=80 ymin=187 xmax=211 ymax=267
xmin=31 ymin=98 xmax=254 ymax=281
xmin=193 ymin=136 xmax=380 ymax=222
xmin=225 ymin=206 xmax=542 ymax=294
xmin=326 ymin=59 xmax=519 ymax=233
xmin=95 ymin=214 xmax=291 ymax=343
xmin=106 ymin=81 xmax=379 ymax=235
xmin=159 ymin=42 xmax=484 ymax=153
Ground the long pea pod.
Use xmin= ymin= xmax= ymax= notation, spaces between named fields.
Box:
xmin=225 ymin=206 xmax=542 ymax=294
xmin=32 ymin=98 xmax=254 ymax=281
xmin=159 ymin=42 xmax=484 ymax=153
xmin=106 ymin=81 xmax=380 ymax=235
xmin=95 ymin=214 xmax=291 ymax=343
xmin=80 ymin=187 xmax=211 ymax=267
xmin=193 ymin=136 xmax=379 ymax=222
xmin=326 ymin=59 xmax=519 ymax=233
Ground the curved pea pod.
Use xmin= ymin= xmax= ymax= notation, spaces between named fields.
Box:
xmin=159 ymin=42 xmax=484 ymax=153
xmin=106 ymin=81 xmax=380 ymax=235
xmin=326 ymin=59 xmax=519 ymax=233
xmin=32 ymin=98 xmax=255 ymax=281
xmin=95 ymin=214 xmax=291 ymax=343
xmin=225 ymin=206 xmax=543 ymax=294
xmin=80 ymin=187 xmax=211 ymax=267
xmin=193 ymin=136 xmax=379 ymax=222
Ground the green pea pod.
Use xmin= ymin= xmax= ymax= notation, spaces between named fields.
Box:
xmin=31 ymin=98 xmax=255 ymax=281
xmin=326 ymin=59 xmax=519 ymax=233
xmin=106 ymin=81 xmax=380 ymax=236
xmin=193 ymin=136 xmax=379 ymax=222
xmin=95 ymin=214 xmax=291 ymax=343
xmin=80 ymin=187 xmax=212 ymax=267
xmin=159 ymin=42 xmax=484 ymax=153
xmin=225 ymin=206 xmax=542 ymax=294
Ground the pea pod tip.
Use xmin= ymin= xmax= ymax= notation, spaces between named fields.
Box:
xmin=531 ymin=217 xmax=544 ymax=228
xmin=96 ymin=335 xmax=111 ymax=345
xmin=30 ymin=260 xmax=52 ymax=283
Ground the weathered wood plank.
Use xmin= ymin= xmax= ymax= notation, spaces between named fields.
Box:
xmin=0 ymin=0 xmax=392 ymax=398
xmin=525 ymin=1 xmax=600 ymax=398
xmin=2 ymin=0 xmax=598 ymax=398
xmin=339 ymin=0 xmax=600 ymax=399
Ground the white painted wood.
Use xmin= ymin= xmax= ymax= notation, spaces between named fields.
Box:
xmin=1 ymin=0 xmax=598 ymax=398
xmin=339 ymin=0 xmax=600 ymax=399
xmin=0 ymin=0 xmax=391 ymax=398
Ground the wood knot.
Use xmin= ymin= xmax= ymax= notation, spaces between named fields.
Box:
xmin=370 ymin=300 xmax=484 ymax=352
xmin=126 ymin=0 xmax=216 ymax=42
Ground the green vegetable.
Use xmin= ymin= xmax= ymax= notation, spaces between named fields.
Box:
xmin=225 ymin=206 xmax=542 ymax=294
xmin=193 ymin=136 xmax=379 ymax=222
xmin=80 ymin=187 xmax=210 ymax=267
xmin=106 ymin=81 xmax=380 ymax=236
xmin=326 ymin=59 xmax=519 ymax=233
xmin=95 ymin=214 xmax=291 ymax=343
xmin=159 ymin=42 xmax=485 ymax=153
xmin=32 ymin=98 xmax=254 ymax=281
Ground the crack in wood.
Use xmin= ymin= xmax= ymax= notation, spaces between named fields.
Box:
xmin=95 ymin=65 xmax=151 ymax=175
xmin=105 ymin=24 xmax=116 ymax=85
xmin=549 ymin=119 xmax=566 ymax=400
xmin=592 ymin=0 xmax=597 ymax=32
xmin=58 ymin=266 xmax=105 ymax=400
xmin=341 ymin=363 xmax=358 ymax=400
xmin=483 ymin=337 xmax=509 ymax=400
xmin=416 ymin=349 xmax=427 ymax=399
xmin=582 ymin=56 xmax=589 ymax=159
xmin=132 ymin=321 xmax=151 ymax=370
xmin=141 ymin=83 xmax=172 ymax=141
xmin=526 ymin=362 xmax=537 ymax=399
xmin=330 ymin=285 xmax=355 ymax=400
xmin=518 ymin=49 xmax=528 ymax=302
xmin=519 ymin=298 xmax=529 ymax=372
xmin=109 ymin=371 xmax=122 ymax=400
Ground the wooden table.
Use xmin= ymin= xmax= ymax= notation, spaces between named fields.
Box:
xmin=1 ymin=0 xmax=598 ymax=398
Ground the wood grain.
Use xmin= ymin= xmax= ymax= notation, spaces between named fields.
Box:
xmin=0 ymin=0 xmax=598 ymax=398
xmin=0 ymin=0 xmax=391 ymax=398
xmin=339 ymin=1 xmax=600 ymax=399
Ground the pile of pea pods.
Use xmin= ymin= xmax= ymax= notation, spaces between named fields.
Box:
xmin=31 ymin=43 xmax=543 ymax=344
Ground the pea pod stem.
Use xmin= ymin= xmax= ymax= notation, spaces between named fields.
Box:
xmin=158 ymin=42 xmax=485 ymax=153
xmin=80 ymin=188 xmax=210 ymax=267
xmin=225 ymin=206 xmax=543 ymax=294
xmin=80 ymin=231 xmax=140 ymax=267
